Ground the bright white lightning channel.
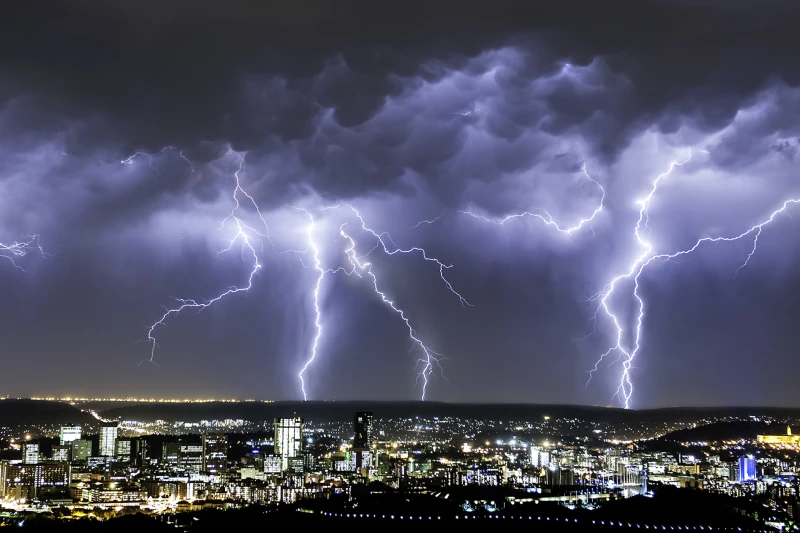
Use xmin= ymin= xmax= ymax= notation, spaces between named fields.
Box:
xmin=143 ymin=156 xmax=269 ymax=364
xmin=132 ymin=149 xmax=468 ymax=399
xmin=294 ymin=206 xmax=353 ymax=401
xmin=294 ymin=204 xmax=470 ymax=400
xmin=0 ymin=235 xmax=45 ymax=271
xmin=338 ymin=222 xmax=448 ymax=400
xmin=459 ymin=163 xmax=606 ymax=236
xmin=348 ymin=205 xmax=471 ymax=308
xmin=587 ymin=149 xmax=799 ymax=409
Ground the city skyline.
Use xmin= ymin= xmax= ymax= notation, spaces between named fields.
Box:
xmin=3 ymin=1 xmax=800 ymax=407
xmin=1 ymin=402 xmax=798 ymax=529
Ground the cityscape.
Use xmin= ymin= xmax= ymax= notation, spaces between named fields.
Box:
xmin=0 ymin=399 xmax=798 ymax=530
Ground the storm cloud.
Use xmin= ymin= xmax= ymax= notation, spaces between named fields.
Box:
xmin=2 ymin=0 xmax=800 ymax=406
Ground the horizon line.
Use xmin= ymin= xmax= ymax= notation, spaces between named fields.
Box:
xmin=5 ymin=397 xmax=800 ymax=411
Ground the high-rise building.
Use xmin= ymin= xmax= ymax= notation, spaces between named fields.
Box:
xmin=71 ymin=439 xmax=92 ymax=463
xmin=354 ymin=411 xmax=374 ymax=448
xmin=99 ymin=422 xmax=118 ymax=457
xmin=263 ymin=455 xmax=281 ymax=474
xmin=51 ymin=445 xmax=71 ymax=462
xmin=530 ymin=446 xmax=540 ymax=466
xmin=59 ymin=426 xmax=82 ymax=446
xmin=202 ymin=434 xmax=228 ymax=475
xmin=22 ymin=442 xmax=40 ymax=465
xmin=4 ymin=462 xmax=70 ymax=499
xmin=274 ymin=417 xmax=303 ymax=472
xmin=739 ymin=456 xmax=756 ymax=482
xmin=539 ymin=451 xmax=551 ymax=468
xmin=179 ymin=443 xmax=203 ymax=474
xmin=115 ymin=439 xmax=133 ymax=462
xmin=162 ymin=442 xmax=181 ymax=465
xmin=0 ymin=460 xmax=7 ymax=499
xmin=135 ymin=438 xmax=149 ymax=467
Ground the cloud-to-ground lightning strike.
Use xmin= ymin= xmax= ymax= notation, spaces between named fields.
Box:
xmin=585 ymin=153 xmax=694 ymax=407
xmin=339 ymin=222 xmax=447 ymax=400
xmin=0 ymin=235 xmax=45 ymax=271
xmin=459 ymin=163 xmax=606 ymax=236
xmin=296 ymin=209 xmax=328 ymax=402
xmin=293 ymin=205 xmax=357 ymax=401
xmin=587 ymin=149 xmax=800 ymax=408
xmin=294 ymin=204 xmax=469 ymax=400
xmin=132 ymin=147 xmax=469 ymax=399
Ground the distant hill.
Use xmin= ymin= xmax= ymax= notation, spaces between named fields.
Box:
xmin=97 ymin=400 xmax=800 ymax=426
xmin=0 ymin=399 xmax=96 ymax=427
xmin=99 ymin=401 xmax=636 ymax=425
xmin=656 ymin=420 xmax=786 ymax=443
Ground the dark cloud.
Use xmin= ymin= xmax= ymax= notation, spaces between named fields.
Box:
xmin=2 ymin=1 xmax=800 ymax=162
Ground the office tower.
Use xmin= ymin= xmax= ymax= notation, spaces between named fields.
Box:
xmin=539 ymin=451 xmax=551 ymax=468
xmin=179 ymin=442 xmax=203 ymax=474
xmin=51 ymin=445 xmax=71 ymax=462
xmin=115 ymin=439 xmax=133 ymax=462
xmin=739 ymin=456 xmax=756 ymax=482
xmin=71 ymin=439 xmax=92 ymax=463
xmin=59 ymin=426 xmax=82 ymax=446
xmin=530 ymin=446 xmax=540 ymax=466
xmin=202 ymin=434 xmax=228 ymax=474
xmin=0 ymin=460 xmax=7 ymax=499
xmin=354 ymin=411 xmax=374 ymax=448
xmin=4 ymin=462 xmax=70 ymax=500
xmin=162 ymin=442 xmax=181 ymax=465
xmin=22 ymin=442 xmax=40 ymax=465
xmin=99 ymin=422 xmax=118 ymax=457
xmin=274 ymin=417 xmax=303 ymax=472
xmin=263 ymin=455 xmax=281 ymax=474
xmin=135 ymin=438 xmax=149 ymax=467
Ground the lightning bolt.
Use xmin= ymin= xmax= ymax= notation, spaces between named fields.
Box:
xmin=585 ymin=153 xmax=694 ymax=407
xmin=293 ymin=205 xmax=355 ymax=401
xmin=179 ymin=150 xmax=195 ymax=172
xmin=410 ymin=212 xmax=446 ymax=229
xmin=459 ymin=163 xmax=606 ymax=236
xmin=121 ymin=146 xmax=176 ymax=174
xmin=294 ymin=204 xmax=469 ymax=400
xmin=0 ymin=235 xmax=45 ymax=271
xmin=348 ymin=205 xmax=472 ymax=308
xmin=338 ymin=222 xmax=446 ymax=400
xmin=143 ymin=155 xmax=266 ymax=364
xmin=586 ymin=148 xmax=798 ymax=409
xmin=132 ymin=148 xmax=468 ymax=399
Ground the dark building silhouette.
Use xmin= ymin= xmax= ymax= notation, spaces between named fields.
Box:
xmin=202 ymin=434 xmax=228 ymax=475
xmin=354 ymin=411 xmax=374 ymax=448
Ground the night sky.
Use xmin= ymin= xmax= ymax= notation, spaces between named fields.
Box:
xmin=2 ymin=0 xmax=800 ymax=407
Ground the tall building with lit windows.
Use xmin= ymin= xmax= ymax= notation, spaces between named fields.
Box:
xmin=115 ymin=439 xmax=133 ymax=461
xmin=99 ymin=422 xmax=118 ymax=457
xmin=22 ymin=442 xmax=40 ymax=465
xmin=59 ymin=426 xmax=82 ymax=446
xmin=354 ymin=411 xmax=374 ymax=448
xmin=0 ymin=460 xmax=7 ymax=498
xmin=352 ymin=411 xmax=375 ymax=472
xmin=739 ymin=456 xmax=757 ymax=482
xmin=274 ymin=417 xmax=303 ymax=472
xmin=202 ymin=434 xmax=228 ymax=475
xmin=51 ymin=445 xmax=71 ymax=462
xmin=71 ymin=440 xmax=92 ymax=463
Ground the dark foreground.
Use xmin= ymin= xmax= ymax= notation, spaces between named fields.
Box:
xmin=5 ymin=486 xmax=779 ymax=532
